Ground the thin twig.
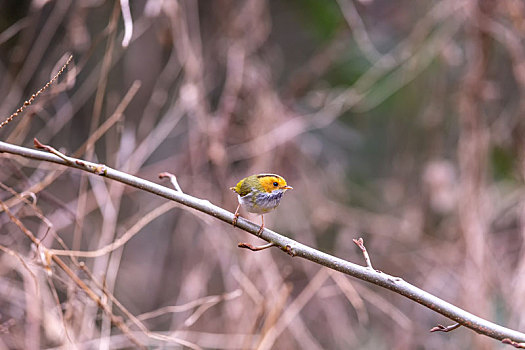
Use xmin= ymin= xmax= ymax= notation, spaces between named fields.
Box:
xmin=49 ymin=201 xmax=177 ymax=257
xmin=0 ymin=244 xmax=39 ymax=293
xmin=184 ymin=289 xmax=243 ymax=327
xmin=0 ymin=199 xmax=145 ymax=348
xmin=503 ymin=338 xmax=525 ymax=349
xmin=120 ymin=0 xmax=133 ymax=47
xmin=77 ymin=262 xmax=202 ymax=349
xmin=336 ymin=0 xmax=384 ymax=63
xmin=0 ymin=55 xmax=73 ymax=130
xmin=75 ymin=80 xmax=141 ymax=156
xmin=0 ymin=81 xmax=141 ymax=214
xmin=352 ymin=237 xmax=374 ymax=269
xmin=430 ymin=323 xmax=461 ymax=333
xmin=158 ymin=172 xmax=183 ymax=193
xmin=134 ymin=289 xmax=242 ymax=324
xmin=1 ymin=141 xmax=525 ymax=345
xmin=34 ymin=138 xmax=107 ymax=175
xmin=51 ymin=255 xmax=146 ymax=349
xmin=238 ymin=242 xmax=275 ymax=251
xmin=33 ymin=138 xmax=74 ymax=164
xmin=257 ymin=269 xmax=330 ymax=350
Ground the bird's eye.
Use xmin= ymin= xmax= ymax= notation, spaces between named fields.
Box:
xmin=273 ymin=182 xmax=278 ymax=187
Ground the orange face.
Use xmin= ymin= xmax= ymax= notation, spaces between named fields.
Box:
xmin=257 ymin=174 xmax=293 ymax=193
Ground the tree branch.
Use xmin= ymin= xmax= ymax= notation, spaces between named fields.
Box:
xmin=1 ymin=140 xmax=524 ymax=345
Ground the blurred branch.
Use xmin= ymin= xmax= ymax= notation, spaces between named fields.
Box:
xmin=1 ymin=141 xmax=525 ymax=346
xmin=0 ymin=197 xmax=146 ymax=349
xmin=336 ymin=0 xmax=384 ymax=63
xmin=0 ymin=17 xmax=30 ymax=45
xmin=120 ymin=0 xmax=133 ymax=47
xmin=48 ymin=201 xmax=177 ymax=258
xmin=133 ymin=289 xmax=242 ymax=325
xmin=0 ymin=187 xmax=201 ymax=349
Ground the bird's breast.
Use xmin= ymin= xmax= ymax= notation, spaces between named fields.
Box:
xmin=238 ymin=190 xmax=284 ymax=214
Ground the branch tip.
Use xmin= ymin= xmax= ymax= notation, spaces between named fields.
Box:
xmin=353 ymin=237 xmax=374 ymax=269
xmin=34 ymin=138 xmax=73 ymax=164
xmin=33 ymin=138 xmax=45 ymax=149
xmin=0 ymin=55 xmax=73 ymax=130
xmin=502 ymin=338 xmax=525 ymax=348
xmin=158 ymin=172 xmax=183 ymax=193
xmin=238 ymin=242 xmax=275 ymax=251
xmin=430 ymin=323 xmax=461 ymax=333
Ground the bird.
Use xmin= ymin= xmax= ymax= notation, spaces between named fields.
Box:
xmin=230 ymin=173 xmax=293 ymax=235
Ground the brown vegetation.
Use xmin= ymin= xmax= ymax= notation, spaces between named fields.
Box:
xmin=1 ymin=1 xmax=525 ymax=349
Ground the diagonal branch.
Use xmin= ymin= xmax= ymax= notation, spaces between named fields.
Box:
xmin=0 ymin=140 xmax=524 ymax=345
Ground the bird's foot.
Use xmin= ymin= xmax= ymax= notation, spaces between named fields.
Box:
xmin=232 ymin=212 xmax=240 ymax=227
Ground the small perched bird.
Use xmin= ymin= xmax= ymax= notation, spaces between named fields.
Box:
xmin=230 ymin=174 xmax=293 ymax=235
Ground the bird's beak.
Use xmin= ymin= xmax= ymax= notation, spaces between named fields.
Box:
xmin=283 ymin=186 xmax=293 ymax=190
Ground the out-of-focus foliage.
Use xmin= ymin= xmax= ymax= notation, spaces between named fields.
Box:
xmin=0 ymin=0 xmax=524 ymax=349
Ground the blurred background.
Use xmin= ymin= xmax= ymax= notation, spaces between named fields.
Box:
xmin=0 ymin=0 xmax=524 ymax=349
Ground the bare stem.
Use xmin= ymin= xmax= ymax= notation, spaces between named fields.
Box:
xmin=430 ymin=323 xmax=461 ymax=333
xmin=352 ymin=237 xmax=374 ymax=269
xmin=0 ymin=55 xmax=73 ymax=130
xmin=158 ymin=172 xmax=184 ymax=193
xmin=1 ymin=140 xmax=525 ymax=345
xmin=502 ymin=338 xmax=525 ymax=349
xmin=238 ymin=242 xmax=275 ymax=251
